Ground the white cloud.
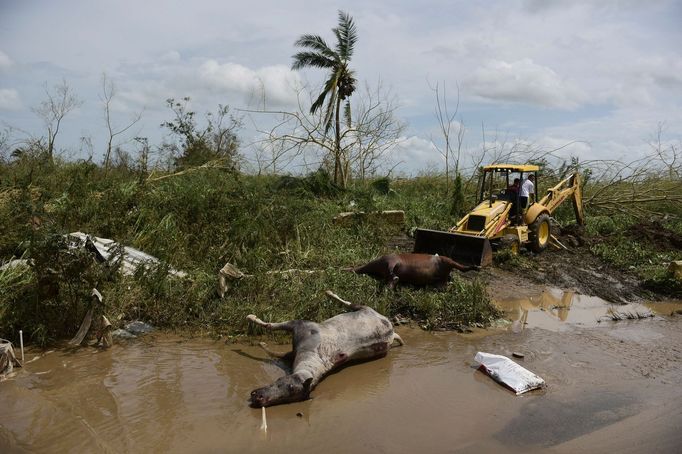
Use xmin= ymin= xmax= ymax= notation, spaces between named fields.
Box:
xmin=522 ymin=0 xmax=660 ymax=14
xmin=530 ymin=136 xmax=594 ymax=161
xmin=197 ymin=60 xmax=301 ymax=107
xmin=391 ymin=135 xmax=442 ymax=175
xmin=118 ymin=80 xmax=171 ymax=110
xmin=160 ymin=50 xmax=181 ymax=63
xmin=0 ymin=88 xmax=22 ymax=110
xmin=528 ymin=104 xmax=682 ymax=163
xmin=463 ymin=59 xmax=586 ymax=109
xmin=0 ymin=50 xmax=12 ymax=71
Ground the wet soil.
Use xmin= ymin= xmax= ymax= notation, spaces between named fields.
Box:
xmin=627 ymin=220 xmax=682 ymax=251
xmin=2 ymin=302 xmax=681 ymax=453
xmin=482 ymin=247 xmax=648 ymax=304
xmin=391 ymin=225 xmax=671 ymax=303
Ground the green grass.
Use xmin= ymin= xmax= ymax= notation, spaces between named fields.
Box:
xmin=0 ymin=162 xmax=498 ymax=346
xmin=2 ymin=154 xmax=680 ymax=346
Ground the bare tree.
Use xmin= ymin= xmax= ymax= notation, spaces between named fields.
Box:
xmin=133 ymin=137 xmax=150 ymax=179
xmin=0 ymin=127 xmax=10 ymax=163
xmin=79 ymin=135 xmax=94 ymax=161
xmin=430 ymin=81 xmax=464 ymax=193
xmin=245 ymin=83 xmax=404 ymax=183
xmin=252 ymin=139 xmax=300 ymax=175
xmin=648 ymin=122 xmax=680 ymax=180
xmin=346 ymin=82 xmax=406 ymax=182
xmin=32 ymin=80 xmax=82 ymax=160
xmin=100 ymin=73 xmax=142 ymax=171
xmin=243 ymin=86 xmax=341 ymax=176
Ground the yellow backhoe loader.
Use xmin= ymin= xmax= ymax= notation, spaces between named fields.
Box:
xmin=413 ymin=164 xmax=585 ymax=267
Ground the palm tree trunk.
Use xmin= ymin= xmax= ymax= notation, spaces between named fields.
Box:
xmin=334 ymin=96 xmax=343 ymax=187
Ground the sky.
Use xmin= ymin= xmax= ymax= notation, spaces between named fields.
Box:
xmin=1 ymin=0 xmax=681 ymax=175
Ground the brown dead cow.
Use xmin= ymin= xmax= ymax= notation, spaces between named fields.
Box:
xmin=351 ymin=253 xmax=476 ymax=288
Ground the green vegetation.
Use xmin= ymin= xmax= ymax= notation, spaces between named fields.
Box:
xmin=585 ymin=215 xmax=682 ymax=297
xmin=0 ymin=158 xmax=498 ymax=346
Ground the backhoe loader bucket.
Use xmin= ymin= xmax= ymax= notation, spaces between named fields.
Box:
xmin=413 ymin=228 xmax=493 ymax=267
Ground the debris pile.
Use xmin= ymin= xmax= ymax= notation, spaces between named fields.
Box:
xmin=112 ymin=321 xmax=155 ymax=339
xmin=0 ymin=339 xmax=21 ymax=378
xmin=68 ymin=232 xmax=187 ymax=278
xmin=68 ymin=289 xmax=113 ymax=348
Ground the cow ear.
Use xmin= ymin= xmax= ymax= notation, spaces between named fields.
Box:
xmin=303 ymin=377 xmax=313 ymax=393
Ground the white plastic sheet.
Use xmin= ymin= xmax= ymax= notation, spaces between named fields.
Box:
xmin=474 ymin=352 xmax=545 ymax=395
xmin=69 ymin=232 xmax=186 ymax=278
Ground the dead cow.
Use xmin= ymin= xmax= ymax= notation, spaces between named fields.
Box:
xmin=352 ymin=253 xmax=476 ymax=288
xmin=247 ymin=290 xmax=403 ymax=407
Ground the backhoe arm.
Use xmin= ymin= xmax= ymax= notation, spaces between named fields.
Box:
xmin=538 ymin=172 xmax=585 ymax=225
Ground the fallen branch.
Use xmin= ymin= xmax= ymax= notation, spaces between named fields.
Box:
xmin=146 ymin=159 xmax=234 ymax=183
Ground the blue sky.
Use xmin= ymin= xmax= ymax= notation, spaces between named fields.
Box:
xmin=1 ymin=0 xmax=680 ymax=175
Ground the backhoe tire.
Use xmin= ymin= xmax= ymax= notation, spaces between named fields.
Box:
xmin=529 ymin=213 xmax=551 ymax=253
xmin=500 ymin=234 xmax=520 ymax=255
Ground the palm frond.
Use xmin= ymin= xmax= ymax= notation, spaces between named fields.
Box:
xmin=334 ymin=11 xmax=358 ymax=60
xmin=310 ymin=90 xmax=328 ymax=115
xmin=310 ymin=89 xmax=336 ymax=133
xmin=292 ymin=11 xmax=358 ymax=135
xmin=315 ymin=73 xmax=340 ymax=132
xmin=291 ymin=52 xmax=335 ymax=70
xmin=294 ymin=34 xmax=337 ymax=60
xmin=323 ymin=94 xmax=336 ymax=133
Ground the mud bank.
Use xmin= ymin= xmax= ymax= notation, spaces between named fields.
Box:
xmin=2 ymin=302 xmax=681 ymax=453
xmin=476 ymin=246 xmax=651 ymax=304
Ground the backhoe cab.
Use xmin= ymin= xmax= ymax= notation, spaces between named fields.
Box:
xmin=413 ymin=164 xmax=585 ymax=267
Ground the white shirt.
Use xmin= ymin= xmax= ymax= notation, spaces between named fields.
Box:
xmin=520 ymin=179 xmax=535 ymax=197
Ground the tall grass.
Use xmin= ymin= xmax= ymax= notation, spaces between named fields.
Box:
xmin=0 ymin=161 xmax=498 ymax=346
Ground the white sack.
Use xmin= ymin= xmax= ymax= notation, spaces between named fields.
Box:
xmin=474 ymin=351 xmax=545 ymax=395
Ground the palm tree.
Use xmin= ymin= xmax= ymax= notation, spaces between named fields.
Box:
xmin=292 ymin=10 xmax=358 ymax=186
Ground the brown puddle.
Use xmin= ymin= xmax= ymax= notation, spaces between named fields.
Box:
xmin=494 ymin=288 xmax=682 ymax=332
xmin=2 ymin=303 xmax=682 ymax=452
xmin=643 ymin=300 xmax=682 ymax=316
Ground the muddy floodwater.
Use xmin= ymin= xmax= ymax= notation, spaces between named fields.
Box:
xmin=2 ymin=293 xmax=682 ymax=453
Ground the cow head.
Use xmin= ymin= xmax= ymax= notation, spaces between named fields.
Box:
xmin=249 ymin=371 xmax=314 ymax=407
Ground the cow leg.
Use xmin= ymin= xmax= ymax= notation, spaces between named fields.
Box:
xmin=247 ymin=314 xmax=297 ymax=332
xmin=259 ymin=342 xmax=295 ymax=360
xmin=388 ymin=262 xmax=400 ymax=289
xmin=325 ymin=290 xmax=364 ymax=311
xmin=392 ymin=333 xmax=405 ymax=347
xmin=388 ymin=275 xmax=399 ymax=290
xmin=452 ymin=260 xmax=478 ymax=272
